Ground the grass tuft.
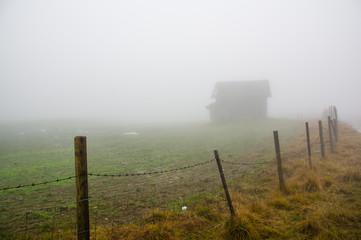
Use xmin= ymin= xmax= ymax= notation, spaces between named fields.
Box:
xmin=143 ymin=209 xmax=169 ymax=224
xmin=303 ymin=171 xmax=321 ymax=192
xmin=222 ymin=215 xmax=259 ymax=240
xmin=296 ymin=216 xmax=322 ymax=236
xmin=325 ymin=208 xmax=360 ymax=225
xmin=141 ymin=223 xmax=179 ymax=240
xmin=269 ymin=196 xmax=291 ymax=210
xmin=195 ymin=206 xmax=221 ymax=222
xmin=343 ymin=169 xmax=361 ymax=182
xmin=249 ymin=201 xmax=267 ymax=214
xmin=259 ymin=225 xmax=281 ymax=238
xmin=322 ymin=178 xmax=333 ymax=189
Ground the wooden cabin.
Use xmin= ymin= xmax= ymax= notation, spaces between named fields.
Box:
xmin=206 ymin=80 xmax=271 ymax=122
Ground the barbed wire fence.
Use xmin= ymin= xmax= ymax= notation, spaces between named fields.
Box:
xmin=273 ymin=106 xmax=339 ymax=193
xmin=0 ymin=106 xmax=340 ymax=239
xmin=0 ymin=157 xmax=261 ymax=239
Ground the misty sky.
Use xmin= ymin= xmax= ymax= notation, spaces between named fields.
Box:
xmin=1 ymin=0 xmax=361 ymax=123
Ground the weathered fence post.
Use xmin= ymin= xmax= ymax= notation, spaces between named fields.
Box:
xmin=318 ymin=121 xmax=325 ymax=158
xmin=74 ymin=136 xmax=90 ymax=240
xmin=214 ymin=150 xmax=236 ymax=217
xmin=331 ymin=106 xmax=338 ymax=142
xmin=305 ymin=122 xmax=312 ymax=168
xmin=330 ymin=119 xmax=338 ymax=143
xmin=334 ymin=106 xmax=338 ymax=139
xmin=273 ymin=131 xmax=287 ymax=193
xmin=328 ymin=116 xmax=334 ymax=153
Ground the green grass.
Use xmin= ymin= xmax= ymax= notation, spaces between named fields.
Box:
xmin=92 ymin=122 xmax=361 ymax=240
xmin=0 ymin=118 xmax=304 ymax=238
xmin=0 ymin=119 xmax=302 ymax=186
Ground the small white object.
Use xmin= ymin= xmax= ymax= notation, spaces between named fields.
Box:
xmin=182 ymin=206 xmax=187 ymax=211
xmin=123 ymin=132 xmax=138 ymax=135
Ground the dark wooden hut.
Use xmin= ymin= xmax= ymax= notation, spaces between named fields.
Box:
xmin=206 ymin=80 xmax=271 ymax=122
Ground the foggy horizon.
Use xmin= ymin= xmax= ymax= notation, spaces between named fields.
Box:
xmin=1 ymin=0 xmax=361 ymax=124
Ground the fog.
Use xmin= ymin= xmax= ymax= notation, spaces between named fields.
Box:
xmin=1 ymin=0 xmax=361 ymax=124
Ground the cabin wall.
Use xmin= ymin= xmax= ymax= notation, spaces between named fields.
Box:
xmin=209 ymin=96 xmax=268 ymax=122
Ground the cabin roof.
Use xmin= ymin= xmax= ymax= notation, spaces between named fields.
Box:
xmin=211 ymin=80 xmax=271 ymax=99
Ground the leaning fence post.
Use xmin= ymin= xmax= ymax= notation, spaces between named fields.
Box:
xmin=305 ymin=122 xmax=312 ymax=168
xmin=328 ymin=116 xmax=334 ymax=153
xmin=273 ymin=131 xmax=287 ymax=193
xmin=214 ymin=150 xmax=236 ymax=217
xmin=75 ymin=136 xmax=90 ymax=240
xmin=318 ymin=121 xmax=325 ymax=158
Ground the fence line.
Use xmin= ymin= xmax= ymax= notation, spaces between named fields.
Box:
xmin=1 ymin=157 xmax=267 ymax=192
xmin=282 ymin=149 xmax=307 ymax=160
xmin=0 ymin=165 xmax=221 ymax=215
xmin=220 ymin=159 xmax=266 ymax=166
xmin=0 ymin=176 xmax=76 ymax=191
xmin=272 ymin=106 xmax=339 ymax=192
xmin=0 ymin=160 xmax=215 ymax=192
xmin=88 ymin=159 xmax=214 ymax=177
xmin=1 ymin=106 xmax=341 ymax=239
xmin=1 ymin=171 xmax=224 ymax=238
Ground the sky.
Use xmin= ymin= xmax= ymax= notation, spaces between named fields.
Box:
xmin=1 ymin=0 xmax=361 ymax=123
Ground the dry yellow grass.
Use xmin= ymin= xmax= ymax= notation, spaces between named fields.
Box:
xmin=95 ymin=122 xmax=361 ymax=239
xmin=32 ymin=122 xmax=361 ymax=239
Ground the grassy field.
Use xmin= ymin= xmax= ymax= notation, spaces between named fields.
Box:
xmin=0 ymin=118 xmax=305 ymax=239
xmin=96 ymin=121 xmax=361 ymax=240
xmin=87 ymin=121 xmax=360 ymax=240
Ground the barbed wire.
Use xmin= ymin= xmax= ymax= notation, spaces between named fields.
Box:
xmin=0 ymin=171 xmax=219 ymax=222
xmin=282 ymin=149 xmax=307 ymax=159
xmin=0 ymin=131 xmax=337 ymax=194
xmin=323 ymin=127 xmax=331 ymax=133
xmin=0 ymin=175 xmax=76 ymax=191
xmin=88 ymin=159 xmax=214 ymax=177
xmin=310 ymin=141 xmax=320 ymax=148
xmin=0 ymin=160 xmax=214 ymax=192
xmin=219 ymin=159 xmax=266 ymax=166
xmin=0 ymin=188 xmax=137 ymax=221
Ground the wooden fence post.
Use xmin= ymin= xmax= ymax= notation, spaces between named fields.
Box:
xmin=214 ymin=150 xmax=236 ymax=217
xmin=328 ymin=116 xmax=334 ymax=153
xmin=305 ymin=122 xmax=312 ymax=168
xmin=273 ymin=131 xmax=287 ymax=193
xmin=330 ymin=119 xmax=338 ymax=143
xmin=74 ymin=136 xmax=90 ymax=240
xmin=334 ymin=106 xmax=338 ymax=139
xmin=318 ymin=121 xmax=325 ymax=158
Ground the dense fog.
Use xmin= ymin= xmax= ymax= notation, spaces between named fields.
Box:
xmin=1 ymin=0 xmax=360 ymax=124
